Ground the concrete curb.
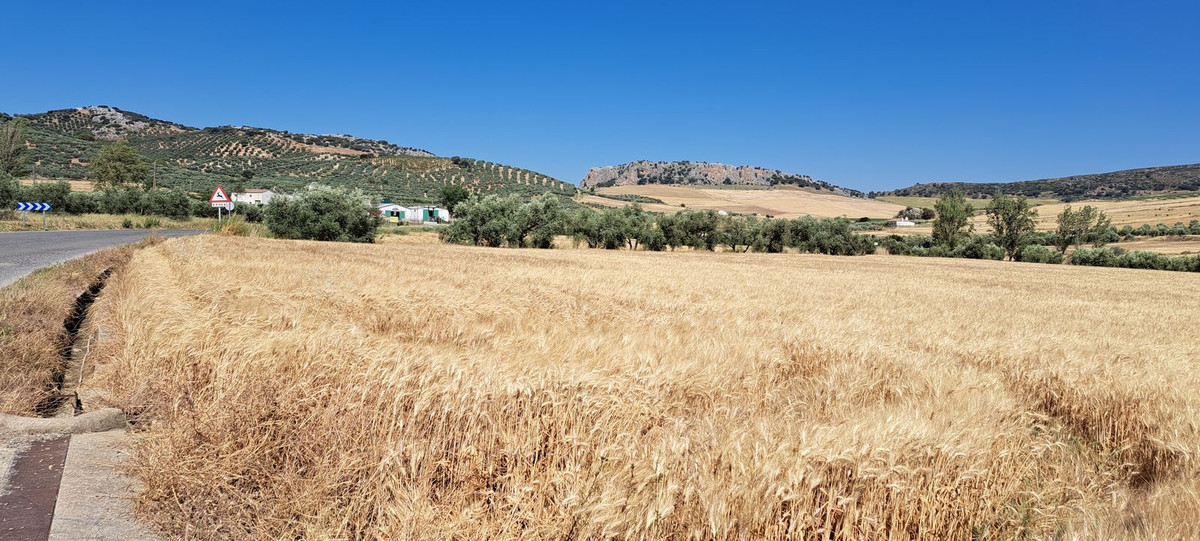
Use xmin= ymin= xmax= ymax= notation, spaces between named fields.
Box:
xmin=0 ymin=409 xmax=128 ymax=436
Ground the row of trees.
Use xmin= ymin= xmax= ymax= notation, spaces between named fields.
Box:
xmin=440 ymin=195 xmax=877 ymax=255
xmin=1071 ymin=247 xmax=1200 ymax=272
xmin=930 ymin=188 xmax=1040 ymax=261
xmin=0 ymin=177 xmax=245 ymax=220
xmin=1115 ymin=221 xmax=1200 ymax=238
xmin=902 ymin=188 xmax=1200 ymax=271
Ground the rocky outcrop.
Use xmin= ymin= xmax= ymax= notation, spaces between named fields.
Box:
xmin=580 ymin=161 xmax=863 ymax=197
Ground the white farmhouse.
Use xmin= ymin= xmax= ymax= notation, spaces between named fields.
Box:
xmin=892 ymin=220 xmax=916 ymax=227
xmin=232 ymin=189 xmax=275 ymax=206
xmin=377 ymin=203 xmax=413 ymax=224
xmin=408 ymin=206 xmax=450 ymax=223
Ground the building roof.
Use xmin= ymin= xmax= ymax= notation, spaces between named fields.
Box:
xmin=241 ymin=189 xmax=272 ymax=194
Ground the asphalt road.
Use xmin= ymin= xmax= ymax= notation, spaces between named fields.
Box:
xmin=0 ymin=230 xmax=204 ymax=289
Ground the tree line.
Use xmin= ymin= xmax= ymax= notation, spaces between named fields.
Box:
xmin=439 ymin=194 xmax=877 ymax=255
xmin=885 ymin=188 xmax=1199 ymax=272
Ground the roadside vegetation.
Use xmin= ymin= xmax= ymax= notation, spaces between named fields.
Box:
xmin=0 ymin=240 xmax=151 ymax=415
xmin=79 ymin=234 xmax=1200 ymax=539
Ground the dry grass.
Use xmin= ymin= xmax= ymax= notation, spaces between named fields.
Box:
xmin=1111 ymin=235 xmax=1200 ymax=255
xmin=1028 ymin=195 xmax=1200 ymax=230
xmin=83 ymin=236 xmax=1200 ymax=539
xmin=590 ymin=185 xmax=906 ymax=219
xmin=876 ymin=195 xmax=1062 ymax=210
xmin=18 ymin=179 xmax=95 ymax=192
xmin=0 ymin=242 xmax=148 ymax=415
xmin=0 ymin=213 xmax=215 ymax=232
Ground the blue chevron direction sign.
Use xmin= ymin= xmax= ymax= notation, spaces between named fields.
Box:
xmin=16 ymin=202 xmax=51 ymax=211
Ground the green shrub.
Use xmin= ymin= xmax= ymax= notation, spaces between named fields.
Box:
xmin=233 ymin=201 xmax=264 ymax=223
xmin=442 ymin=195 xmax=523 ymax=247
xmin=18 ymin=181 xmax=71 ymax=211
xmin=1070 ymin=247 xmax=1199 ymax=272
xmin=121 ymin=218 xmax=134 ymax=229
xmin=1015 ymin=244 xmax=1063 ymax=264
xmin=952 ymin=236 xmax=1005 ymax=260
xmin=0 ymin=172 xmax=18 ymax=213
xmin=64 ymin=191 xmax=100 ymax=214
xmin=100 ymin=186 xmax=145 ymax=215
xmin=140 ymin=188 xmax=192 ymax=219
xmin=265 ymin=185 xmax=378 ymax=243
xmin=142 ymin=217 xmax=162 ymax=228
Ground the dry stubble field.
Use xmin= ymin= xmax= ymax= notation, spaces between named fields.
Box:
xmin=587 ymin=185 xmax=906 ymax=219
xmin=80 ymin=235 xmax=1200 ymax=539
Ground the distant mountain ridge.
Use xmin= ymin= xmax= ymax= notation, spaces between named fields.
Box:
xmin=2 ymin=106 xmax=574 ymax=204
xmin=877 ymin=163 xmax=1200 ymax=201
xmin=580 ymin=161 xmax=864 ymax=197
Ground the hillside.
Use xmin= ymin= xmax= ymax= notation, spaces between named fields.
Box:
xmin=878 ymin=163 xmax=1200 ymax=201
xmin=583 ymin=184 xmax=904 ymax=219
xmin=2 ymin=107 xmax=575 ymax=204
xmin=580 ymin=160 xmax=863 ymax=197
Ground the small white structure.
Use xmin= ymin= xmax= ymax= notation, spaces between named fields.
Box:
xmin=377 ymin=203 xmax=413 ymax=224
xmin=232 ymin=189 xmax=275 ymax=206
xmin=409 ymin=206 xmax=450 ymax=223
xmin=717 ymin=210 xmax=730 ymax=216
xmin=893 ymin=220 xmax=916 ymax=227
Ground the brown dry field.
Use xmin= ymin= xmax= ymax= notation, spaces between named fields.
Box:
xmin=81 ymin=235 xmax=1200 ymax=539
xmin=1028 ymin=196 xmax=1200 ymax=229
xmin=19 ymin=179 xmax=94 ymax=192
xmin=1110 ymin=235 xmax=1200 ymax=255
xmin=876 ymin=194 xmax=1200 ymax=238
xmin=588 ymin=184 xmax=906 ymax=219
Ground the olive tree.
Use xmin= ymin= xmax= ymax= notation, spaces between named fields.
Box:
xmin=265 ymin=185 xmax=378 ymax=243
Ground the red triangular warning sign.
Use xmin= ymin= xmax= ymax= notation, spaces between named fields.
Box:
xmin=209 ymin=185 xmax=231 ymax=203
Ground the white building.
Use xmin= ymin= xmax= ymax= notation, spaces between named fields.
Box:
xmin=377 ymin=203 xmax=413 ymax=224
xmin=893 ymin=220 xmax=916 ymax=227
xmin=408 ymin=206 xmax=450 ymax=223
xmin=232 ymin=189 xmax=275 ymax=206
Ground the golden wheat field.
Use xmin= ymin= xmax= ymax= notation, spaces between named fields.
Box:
xmin=588 ymin=185 xmax=906 ymax=219
xmin=79 ymin=235 xmax=1200 ymax=539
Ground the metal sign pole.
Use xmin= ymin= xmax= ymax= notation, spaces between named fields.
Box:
xmin=42 ymin=208 xmax=46 ymax=231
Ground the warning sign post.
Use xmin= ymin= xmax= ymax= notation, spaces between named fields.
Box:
xmin=210 ymin=185 xmax=234 ymax=223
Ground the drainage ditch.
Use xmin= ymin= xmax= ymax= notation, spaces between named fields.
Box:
xmin=34 ymin=268 xmax=112 ymax=417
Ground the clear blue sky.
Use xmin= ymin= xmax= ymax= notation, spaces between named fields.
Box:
xmin=4 ymin=1 xmax=1198 ymax=191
